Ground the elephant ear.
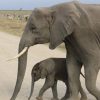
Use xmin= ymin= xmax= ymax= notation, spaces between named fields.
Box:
xmin=49 ymin=11 xmax=80 ymax=49
xmin=41 ymin=68 xmax=48 ymax=79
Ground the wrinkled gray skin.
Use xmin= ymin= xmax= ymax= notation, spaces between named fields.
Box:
xmin=10 ymin=1 xmax=100 ymax=100
xmin=28 ymin=58 xmax=87 ymax=100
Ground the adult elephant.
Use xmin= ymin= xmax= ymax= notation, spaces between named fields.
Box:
xmin=10 ymin=1 xmax=100 ymax=100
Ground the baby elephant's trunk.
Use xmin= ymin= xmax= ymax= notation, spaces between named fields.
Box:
xmin=28 ymin=75 xmax=35 ymax=100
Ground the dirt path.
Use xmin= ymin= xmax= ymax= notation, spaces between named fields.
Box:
xmin=0 ymin=32 xmax=99 ymax=100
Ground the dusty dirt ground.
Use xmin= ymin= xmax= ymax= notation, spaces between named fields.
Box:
xmin=0 ymin=32 xmax=100 ymax=100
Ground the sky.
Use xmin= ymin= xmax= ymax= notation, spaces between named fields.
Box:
xmin=0 ymin=0 xmax=100 ymax=10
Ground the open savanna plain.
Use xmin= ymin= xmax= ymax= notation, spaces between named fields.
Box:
xmin=0 ymin=10 xmax=32 ymax=36
xmin=0 ymin=10 xmax=100 ymax=100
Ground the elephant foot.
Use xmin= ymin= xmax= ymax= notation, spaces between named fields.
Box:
xmin=36 ymin=96 xmax=43 ymax=100
xmin=80 ymin=97 xmax=87 ymax=100
xmin=61 ymin=97 xmax=67 ymax=100
xmin=66 ymin=96 xmax=80 ymax=100
xmin=51 ymin=97 xmax=59 ymax=100
xmin=80 ymin=94 xmax=87 ymax=100
xmin=61 ymin=94 xmax=70 ymax=100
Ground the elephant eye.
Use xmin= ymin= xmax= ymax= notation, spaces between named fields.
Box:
xmin=31 ymin=26 xmax=36 ymax=30
xmin=34 ymin=72 xmax=36 ymax=76
xmin=31 ymin=25 xmax=39 ymax=33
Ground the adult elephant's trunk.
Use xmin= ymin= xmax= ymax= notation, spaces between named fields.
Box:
xmin=28 ymin=74 xmax=35 ymax=100
xmin=10 ymin=43 xmax=28 ymax=100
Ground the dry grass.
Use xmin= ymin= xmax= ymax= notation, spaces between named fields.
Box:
xmin=0 ymin=18 xmax=26 ymax=36
xmin=0 ymin=10 xmax=32 ymax=36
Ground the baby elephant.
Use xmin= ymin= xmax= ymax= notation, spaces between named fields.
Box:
xmin=28 ymin=58 xmax=87 ymax=100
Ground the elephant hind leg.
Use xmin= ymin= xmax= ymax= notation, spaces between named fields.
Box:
xmin=79 ymin=82 xmax=87 ymax=100
xmin=84 ymin=64 xmax=100 ymax=100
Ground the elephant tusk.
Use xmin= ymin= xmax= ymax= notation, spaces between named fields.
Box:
xmin=81 ymin=72 xmax=85 ymax=78
xmin=7 ymin=47 xmax=28 ymax=61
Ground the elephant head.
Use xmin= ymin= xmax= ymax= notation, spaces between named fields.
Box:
xmin=10 ymin=2 xmax=80 ymax=100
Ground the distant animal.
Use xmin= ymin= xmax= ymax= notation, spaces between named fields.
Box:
xmin=28 ymin=58 xmax=87 ymax=100
xmin=17 ymin=15 xmax=23 ymax=20
xmin=23 ymin=15 xmax=29 ymax=21
xmin=7 ymin=14 xmax=14 ymax=20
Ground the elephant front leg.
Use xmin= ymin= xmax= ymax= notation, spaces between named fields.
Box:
xmin=37 ymin=75 xmax=54 ymax=100
xmin=51 ymin=80 xmax=59 ymax=100
xmin=66 ymin=57 xmax=81 ymax=100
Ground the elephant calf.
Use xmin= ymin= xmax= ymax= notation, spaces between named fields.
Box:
xmin=28 ymin=58 xmax=87 ymax=100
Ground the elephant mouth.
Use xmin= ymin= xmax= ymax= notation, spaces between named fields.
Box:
xmin=35 ymin=37 xmax=49 ymax=44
